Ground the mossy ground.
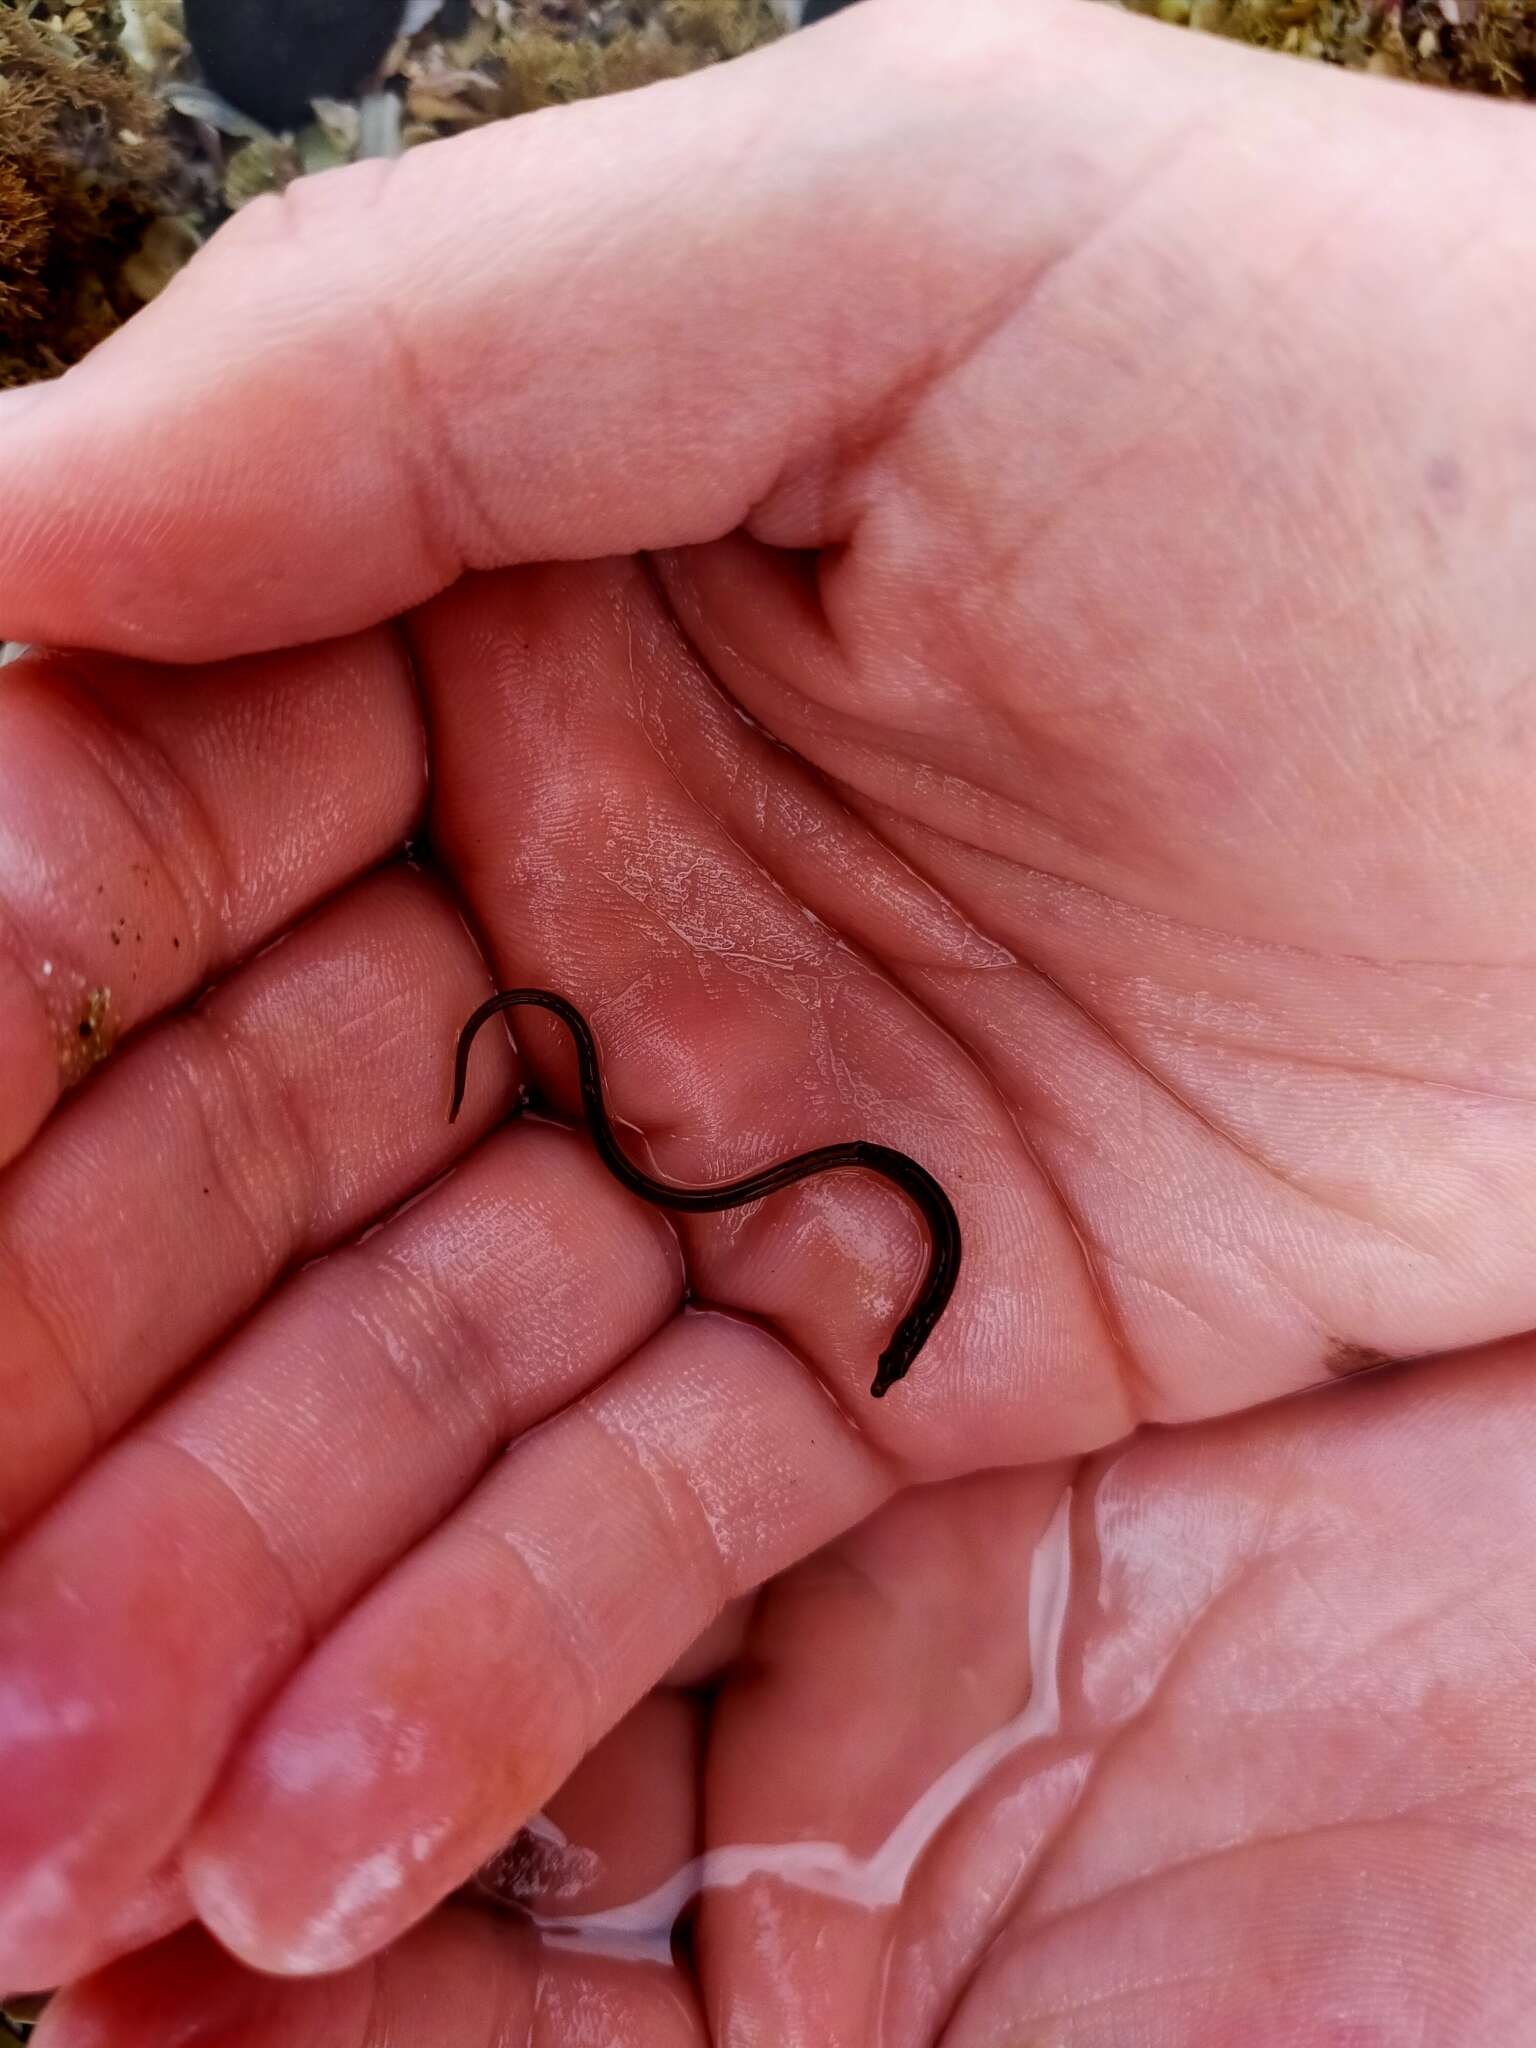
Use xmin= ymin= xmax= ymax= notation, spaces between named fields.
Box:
xmin=0 ymin=1 xmax=191 ymax=385
xmin=1118 ymin=0 xmax=1536 ymax=91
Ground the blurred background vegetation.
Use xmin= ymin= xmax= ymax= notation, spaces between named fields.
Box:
xmin=5 ymin=0 xmax=1535 ymax=390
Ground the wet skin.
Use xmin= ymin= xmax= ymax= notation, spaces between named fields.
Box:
xmin=2 ymin=0 xmax=1536 ymax=2034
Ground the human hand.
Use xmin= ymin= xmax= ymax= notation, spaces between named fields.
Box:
xmin=3 ymin=0 xmax=1536 ymax=1998
xmin=35 ymin=1340 xmax=1536 ymax=2045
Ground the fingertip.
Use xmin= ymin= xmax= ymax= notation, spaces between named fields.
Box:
xmin=182 ymin=1852 xmax=327 ymax=1977
xmin=185 ymin=1817 xmax=447 ymax=1979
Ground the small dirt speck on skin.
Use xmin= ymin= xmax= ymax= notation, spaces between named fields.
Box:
xmin=1326 ymin=1340 xmax=1395 ymax=1378
xmin=57 ymin=987 xmax=115 ymax=1084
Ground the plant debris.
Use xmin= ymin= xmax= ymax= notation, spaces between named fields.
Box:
xmin=0 ymin=1990 xmax=44 ymax=2041
xmin=0 ymin=1 xmax=198 ymax=386
xmin=57 ymin=982 xmax=116 ymax=1082
xmin=1107 ymin=0 xmax=1536 ymax=93
xmin=1 ymin=0 xmax=788 ymax=386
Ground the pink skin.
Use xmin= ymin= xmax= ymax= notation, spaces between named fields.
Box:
xmin=35 ymin=1346 xmax=1536 ymax=2046
xmin=3 ymin=0 xmax=1536 ymax=2007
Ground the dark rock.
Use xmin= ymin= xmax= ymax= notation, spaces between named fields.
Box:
xmin=183 ymin=0 xmax=406 ymax=130
xmin=801 ymin=0 xmax=863 ymax=21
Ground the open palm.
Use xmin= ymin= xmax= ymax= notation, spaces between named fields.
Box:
xmin=3 ymin=0 xmax=1536 ymax=2015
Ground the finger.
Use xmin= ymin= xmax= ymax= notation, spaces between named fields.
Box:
xmin=473 ymin=1688 xmax=702 ymax=1922
xmin=662 ymin=1597 xmax=753 ymax=1688
xmin=0 ymin=1860 xmax=188 ymax=2016
xmin=697 ymin=1467 xmax=1073 ymax=2047
xmin=34 ymin=1912 xmax=705 ymax=2048
xmin=0 ymin=866 xmax=508 ymax=1533
xmin=183 ymin=1313 xmax=891 ymax=1975
xmin=56 ymin=1860 xmax=191 ymax=1990
xmin=0 ymin=0 xmax=1216 ymax=660
xmin=0 ymin=1126 xmax=676 ymax=1989
xmin=416 ymin=559 xmax=1128 ymax=1462
xmin=0 ymin=637 xmax=421 ymax=1166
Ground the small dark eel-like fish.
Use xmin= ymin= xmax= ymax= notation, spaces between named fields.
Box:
xmin=449 ymin=990 xmax=962 ymax=1398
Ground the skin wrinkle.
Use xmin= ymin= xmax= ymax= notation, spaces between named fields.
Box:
xmin=1460 ymin=1596 xmax=1536 ymax=1689
xmin=1022 ymin=958 xmax=1431 ymax=1262
xmin=0 ymin=1229 xmax=101 ymax=1472
xmin=1088 ymin=1238 xmax=1254 ymax=1362
xmin=1203 ymin=1034 xmax=1536 ymax=1109
xmin=167 ymin=1012 xmax=314 ymax=1273
xmin=334 ymin=1275 xmax=502 ymax=1445
xmin=1398 ymin=657 xmax=1536 ymax=766
xmin=0 ymin=875 xmax=87 ymax=1092
xmin=48 ymin=653 xmax=230 ymax=957
xmin=645 ymin=563 xmax=1149 ymax=1422
xmin=1024 ymin=1106 xmax=1332 ymax=1347
xmin=624 ymin=572 xmax=872 ymax=990
xmin=934 ymin=1559 xmax=1257 ymax=2016
xmin=366 ymin=1229 xmax=556 ymax=1444
xmin=656 ymin=567 xmax=1070 ymax=1103
xmin=840 ymin=752 xmax=1536 ymax=986
xmin=797 ymin=104 xmax=1220 ymax=552
xmin=456 ymin=1514 xmax=603 ymax=1771
xmin=923 ymin=176 xmax=1322 ymax=669
xmin=949 ymin=1042 xmax=1145 ymax=1433
xmin=933 ymin=335 xmax=1269 ymax=688
xmin=946 ymin=1449 xmax=1536 ymax=2025
xmin=137 ymin=1431 xmax=317 ymax=1659
xmin=618 ymin=540 xmax=1449 ymax=1409
xmin=802 ymin=799 xmax=1462 ymax=1318
xmin=377 ymin=278 xmax=498 ymax=595
xmin=872 ymin=789 xmax=1536 ymax=985
xmin=263 ymin=158 xmax=483 ymax=593
xmin=766 ymin=774 xmax=1323 ymax=1400
xmin=649 ymin=562 xmax=1014 ymax=979
xmin=986 ymin=1804 xmax=1533 ymax=1989
xmin=1255 ymin=1552 xmax=1536 ymax=1719
xmin=959 ymin=1957 xmax=1251 ymax=2037
xmin=580 ymin=1408 xmax=734 ymax=1627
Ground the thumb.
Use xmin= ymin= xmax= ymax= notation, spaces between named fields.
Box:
xmin=0 ymin=0 xmax=1205 ymax=662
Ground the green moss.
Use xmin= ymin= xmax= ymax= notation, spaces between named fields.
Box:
xmin=1115 ymin=0 xmax=1536 ymax=94
xmin=663 ymin=0 xmax=786 ymax=57
xmin=1 ymin=0 xmax=793 ymax=383
xmin=0 ymin=4 xmax=187 ymax=386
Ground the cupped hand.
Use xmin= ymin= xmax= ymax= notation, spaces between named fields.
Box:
xmin=3 ymin=0 xmax=1536 ymax=1998
xmin=36 ymin=1340 xmax=1536 ymax=2046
